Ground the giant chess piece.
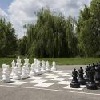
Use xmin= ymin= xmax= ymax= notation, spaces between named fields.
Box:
xmin=51 ymin=61 xmax=57 ymax=71
xmin=70 ymin=68 xmax=80 ymax=88
xmin=24 ymin=58 xmax=30 ymax=67
xmin=16 ymin=63 xmax=22 ymax=77
xmin=13 ymin=65 xmax=21 ymax=80
xmin=94 ymin=64 xmax=100 ymax=86
xmin=78 ymin=67 xmax=86 ymax=85
xmin=86 ymin=67 xmax=98 ymax=90
xmin=2 ymin=64 xmax=10 ymax=83
xmin=41 ymin=60 xmax=46 ymax=73
xmin=35 ymin=60 xmax=42 ymax=75
xmin=46 ymin=61 xmax=51 ymax=71
xmin=17 ymin=56 xmax=21 ymax=64
xmin=30 ymin=63 xmax=36 ymax=76
xmin=10 ymin=60 xmax=16 ymax=79
xmin=85 ymin=66 xmax=91 ymax=83
xmin=24 ymin=58 xmax=30 ymax=76
xmin=21 ymin=64 xmax=29 ymax=79
xmin=34 ymin=58 xmax=37 ymax=69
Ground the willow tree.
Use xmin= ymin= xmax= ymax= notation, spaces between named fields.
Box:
xmin=26 ymin=9 xmax=77 ymax=58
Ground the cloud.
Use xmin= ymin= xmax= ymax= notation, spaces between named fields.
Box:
xmin=0 ymin=7 xmax=8 ymax=18
xmin=8 ymin=0 xmax=92 ymax=38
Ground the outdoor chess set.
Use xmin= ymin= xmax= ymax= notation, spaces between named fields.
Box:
xmin=0 ymin=56 xmax=100 ymax=92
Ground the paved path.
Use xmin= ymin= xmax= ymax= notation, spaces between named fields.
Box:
xmin=0 ymin=65 xmax=100 ymax=100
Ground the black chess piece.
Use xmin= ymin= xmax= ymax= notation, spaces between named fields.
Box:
xmin=92 ymin=63 xmax=95 ymax=71
xmin=78 ymin=67 xmax=86 ymax=85
xmin=94 ymin=64 xmax=100 ymax=86
xmin=86 ymin=67 xmax=98 ymax=90
xmin=70 ymin=68 xmax=80 ymax=88
xmin=85 ymin=66 xmax=90 ymax=82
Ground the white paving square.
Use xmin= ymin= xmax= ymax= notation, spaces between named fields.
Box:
xmin=53 ymin=71 xmax=63 ymax=73
xmin=68 ymin=77 xmax=73 ymax=80
xmin=29 ymin=76 xmax=42 ymax=80
xmin=44 ymin=73 xmax=55 ymax=76
xmin=45 ymin=75 xmax=59 ymax=79
xmin=34 ymin=83 xmax=54 ymax=87
xmin=8 ymin=80 xmax=27 ymax=85
xmin=58 ymin=81 xmax=70 ymax=85
xmin=30 ymin=79 xmax=47 ymax=83
xmin=50 ymin=78 xmax=65 ymax=81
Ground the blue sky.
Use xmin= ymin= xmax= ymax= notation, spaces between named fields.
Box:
xmin=0 ymin=0 xmax=13 ymax=11
xmin=0 ymin=0 xmax=91 ymax=38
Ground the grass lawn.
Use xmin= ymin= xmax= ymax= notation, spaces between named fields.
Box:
xmin=0 ymin=58 xmax=100 ymax=67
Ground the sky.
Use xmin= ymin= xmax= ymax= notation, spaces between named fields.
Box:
xmin=0 ymin=0 xmax=92 ymax=38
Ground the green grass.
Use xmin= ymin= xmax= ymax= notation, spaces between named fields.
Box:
xmin=0 ymin=58 xmax=100 ymax=67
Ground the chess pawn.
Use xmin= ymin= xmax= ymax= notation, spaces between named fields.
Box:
xmin=33 ymin=58 xmax=38 ymax=68
xmin=13 ymin=66 xmax=21 ymax=80
xmin=46 ymin=61 xmax=51 ymax=71
xmin=41 ymin=60 xmax=46 ymax=73
xmin=16 ymin=63 xmax=22 ymax=77
xmin=36 ymin=61 xmax=42 ymax=75
xmin=21 ymin=65 xmax=29 ymax=79
xmin=17 ymin=56 xmax=21 ymax=64
xmin=25 ymin=63 xmax=30 ymax=77
xmin=70 ymin=68 xmax=80 ymax=88
xmin=10 ymin=60 xmax=16 ymax=78
xmin=78 ymin=67 xmax=86 ymax=85
xmin=34 ymin=58 xmax=37 ymax=64
xmin=51 ymin=61 xmax=57 ymax=71
xmin=24 ymin=58 xmax=29 ymax=64
xmin=86 ymin=68 xmax=98 ymax=90
xmin=24 ymin=58 xmax=30 ymax=68
xmin=30 ymin=63 xmax=36 ymax=76
xmin=2 ymin=64 xmax=10 ymax=83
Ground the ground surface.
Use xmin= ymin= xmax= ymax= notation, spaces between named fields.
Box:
xmin=0 ymin=65 xmax=100 ymax=100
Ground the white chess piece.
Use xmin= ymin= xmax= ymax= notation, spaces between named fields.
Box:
xmin=17 ymin=56 xmax=21 ymax=64
xmin=46 ymin=61 xmax=51 ymax=71
xmin=10 ymin=60 xmax=16 ymax=78
xmin=24 ymin=58 xmax=29 ymax=64
xmin=2 ymin=64 xmax=10 ymax=83
xmin=16 ymin=63 xmax=22 ymax=77
xmin=41 ymin=60 xmax=46 ymax=73
xmin=30 ymin=63 xmax=37 ymax=76
xmin=24 ymin=58 xmax=30 ymax=67
xmin=13 ymin=65 xmax=21 ymax=80
xmin=51 ymin=61 xmax=57 ymax=71
xmin=35 ymin=60 xmax=42 ymax=75
xmin=21 ymin=63 xmax=29 ymax=79
xmin=21 ymin=65 xmax=27 ymax=79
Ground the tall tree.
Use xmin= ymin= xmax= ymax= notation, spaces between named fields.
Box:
xmin=77 ymin=0 xmax=100 ymax=57
xmin=0 ymin=19 xmax=18 ymax=57
xmin=26 ymin=9 xmax=77 ymax=58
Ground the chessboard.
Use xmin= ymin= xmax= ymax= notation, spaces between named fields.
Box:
xmin=0 ymin=70 xmax=86 ymax=91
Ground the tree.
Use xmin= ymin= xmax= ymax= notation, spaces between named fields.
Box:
xmin=0 ymin=19 xmax=18 ymax=57
xmin=18 ymin=36 xmax=27 ymax=56
xmin=26 ymin=9 xmax=77 ymax=58
xmin=77 ymin=0 xmax=100 ymax=57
